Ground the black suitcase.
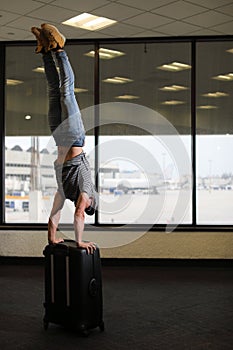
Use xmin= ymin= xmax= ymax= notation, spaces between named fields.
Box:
xmin=43 ymin=240 xmax=104 ymax=336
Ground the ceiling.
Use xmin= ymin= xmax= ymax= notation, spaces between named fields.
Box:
xmin=1 ymin=0 xmax=233 ymax=41
xmin=2 ymin=0 xmax=233 ymax=137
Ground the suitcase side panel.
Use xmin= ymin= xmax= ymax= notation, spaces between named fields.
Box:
xmin=43 ymin=243 xmax=103 ymax=331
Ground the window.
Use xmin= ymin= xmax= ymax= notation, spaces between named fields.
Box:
xmin=2 ymin=38 xmax=233 ymax=228
xmin=5 ymin=45 xmax=95 ymax=224
xmin=196 ymin=41 xmax=233 ymax=224
xmin=99 ymin=42 xmax=192 ymax=227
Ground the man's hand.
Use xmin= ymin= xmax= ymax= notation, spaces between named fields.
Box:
xmin=48 ymin=238 xmax=64 ymax=245
xmin=76 ymin=241 xmax=96 ymax=255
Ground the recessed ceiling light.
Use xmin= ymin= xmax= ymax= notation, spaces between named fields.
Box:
xmin=33 ymin=66 xmax=60 ymax=74
xmin=25 ymin=115 xmax=31 ymax=120
xmin=85 ymin=48 xmax=125 ymax=60
xmin=63 ymin=13 xmax=117 ymax=31
xmin=202 ymin=91 xmax=229 ymax=98
xmin=157 ymin=62 xmax=191 ymax=72
xmin=103 ymin=77 xmax=133 ymax=84
xmin=197 ymin=105 xmax=218 ymax=109
xmin=33 ymin=67 xmax=45 ymax=73
xmin=161 ymin=100 xmax=185 ymax=105
xmin=159 ymin=85 xmax=188 ymax=91
xmin=212 ymin=73 xmax=233 ymax=81
xmin=6 ymin=79 xmax=23 ymax=85
xmin=115 ymin=95 xmax=139 ymax=100
xmin=74 ymin=88 xmax=88 ymax=93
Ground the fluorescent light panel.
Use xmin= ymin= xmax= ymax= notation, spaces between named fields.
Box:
xmin=115 ymin=95 xmax=139 ymax=100
xmin=161 ymin=100 xmax=185 ymax=105
xmin=103 ymin=77 xmax=133 ymax=84
xmin=157 ymin=62 xmax=191 ymax=72
xmin=85 ymin=48 xmax=125 ymax=60
xmin=159 ymin=84 xmax=188 ymax=91
xmin=74 ymin=88 xmax=88 ymax=93
xmin=7 ymin=79 xmax=23 ymax=85
xmin=197 ymin=105 xmax=218 ymax=109
xmin=202 ymin=91 xmax=229 ymax=98
xmin=213 ymin=73 xmax=233 ymax=81
xmin=63 ymin=13 xmax=116 ymax=31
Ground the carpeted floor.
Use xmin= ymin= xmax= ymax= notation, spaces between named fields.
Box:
xmin=0 ymin=262 xmax=233 ymax=350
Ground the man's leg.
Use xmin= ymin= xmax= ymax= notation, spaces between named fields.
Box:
xmin=54 ymin=50 xmax=86 ymax=147
xmin=42 ymin=52 xmax=62 ymax=135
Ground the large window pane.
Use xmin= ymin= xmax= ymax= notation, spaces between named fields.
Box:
xmin=5 ymin=45 xmax=95 ymax=224
xmin=196 ymin=41 xmax=233 ymax=224
xmin=98 ymin=42 xmax=192 ymax=226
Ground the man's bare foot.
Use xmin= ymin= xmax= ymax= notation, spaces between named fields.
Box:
xmin=76 ymin=241 xmax=96 ymax=255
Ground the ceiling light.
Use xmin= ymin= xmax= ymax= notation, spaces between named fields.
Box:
xmin=74 ymin=88 xmax=88 ymax=93
xmin=202 ymin=91 xmax=229 ymax=98
xmin=25 ymin=115 xmax=31 ymax=120
xmin=197 ymin=105 xmax=218 ymax=109
xmin=63 ymin=13 xmax=116 ymax=31
xmin=212 ymin=73 xmax=233 ymax=81
xmin=6 ymin=79 xmax=23 ymax=85
xmin=33 ymin=67 xmax=45 ymax=73
xmin=226 ymin=48 xmax=233 ymax=54
xmin=115 ymin=95 xmax=139 ymax=100
xmin=161 ymin=100 xmax=185 ymax=105
xmin=159 ymin=85 xmax=188 ymax=91
xmin=103 ymin=77 xmax=133 ymax=84
xmin=157 ymin=62 xmax=191 ymax=72
xmin=85 ymin=48 xmax=125 ymax=60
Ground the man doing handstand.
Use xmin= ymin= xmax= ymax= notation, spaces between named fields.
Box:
xmin=31 ymin=24 xmax=97 ymax=254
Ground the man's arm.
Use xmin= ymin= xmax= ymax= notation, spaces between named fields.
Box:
xmin=48 ymin=191 xmax=65 ymax=244
xmin=74 ymin=192 xmax=96 ymax=254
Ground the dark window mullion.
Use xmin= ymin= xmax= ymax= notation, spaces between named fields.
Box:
xmin=0 ymin=43 xmax=5 ymax=225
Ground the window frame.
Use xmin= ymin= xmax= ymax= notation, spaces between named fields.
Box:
xmin=1 ymin=36 xmax=233 ymax=232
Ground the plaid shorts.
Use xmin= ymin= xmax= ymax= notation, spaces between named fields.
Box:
xmin=54 ymin=153 xmax=98 ymax=210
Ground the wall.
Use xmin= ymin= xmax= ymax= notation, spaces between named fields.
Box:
xmin=0 ymin=230 xmax=233 ymax=259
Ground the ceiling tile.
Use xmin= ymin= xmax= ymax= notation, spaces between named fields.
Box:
xmin=124 ymin=12 xmax=173 ymax=29
xmin=76 ymin=30 xmax=114 ymax=39
xmin=116 ymin=0 xmax=176 ymax=11
xmin=27 ymin=5 xmax=76 ymax=23
xmin=184 ymin=10 xmax=233 ymax=27
xmin=184 ymin=0 xmax=233 ymax=10
xmin=0 ymin=0 xmax=42 ymax=14
xmin=156 ymin=21 xmax=201 ymax=35
xmin=152 ymin=1 xmax=206 ymax=20
xmin=92 ymin=3 xmax=143 ymax=21
xmin=130 ymin=30 xmax=167 ymax=37
xmin=188 ymin=28 xmax=223 ymax=36
xmin=52 ymin=0 xmax=110 ymax=12
xmin=6 ymin=16 xmax=47 ymax=33
xmin=0 ymin=25 xmax=31 ymax=40
xmin=99 ymin=22 xmax=144 ymax=37
xmin=210 ymin=21 xmax=233 ymax=34
xmin=216 ymin=3 xmax=233 ymax=16
xmin=0 ymin=11 xmax=21 ymax=25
